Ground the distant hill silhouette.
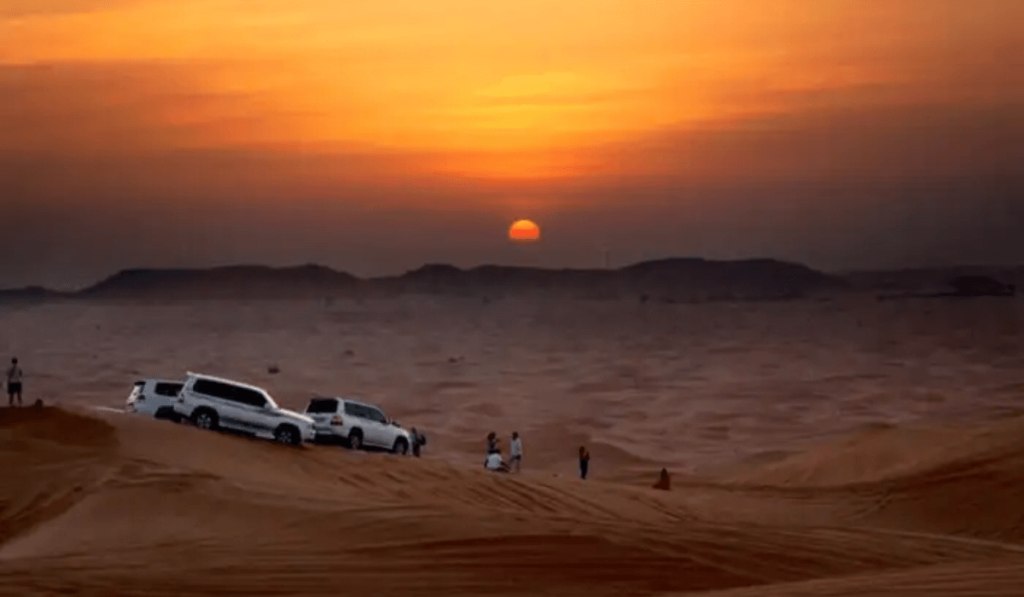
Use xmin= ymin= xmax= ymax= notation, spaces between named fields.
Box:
xmin=330 ymin=258 xmax=843 ymax=301
xmin=0 ymin=286 xmax=71 ymax=303
xmin=947 ymin=275 xmax=1015 ymax=297
xmin=843 ymin=266 xmax=1023 ymax=298
xmin=78 ymin=264 xmax=359 ymax=300
xmin=0 ymin=258 xmax=849 ymax=303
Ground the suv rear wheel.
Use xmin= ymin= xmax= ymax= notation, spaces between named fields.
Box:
xmin=348 ymin=429 xmax=363 ymax=451
xmin=192 ymin=408 xmax=219 ymax=430
xmin=392 ymin=438 xmax=408 ymax=455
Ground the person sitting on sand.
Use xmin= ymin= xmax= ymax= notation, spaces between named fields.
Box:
xmin=509 ymin=431 xmax=522 ymax=473
xmin=6 ymin=358 xmax=23 ymax=408
xmin=485 ymin=451 xmax=510 ymax=473
xmin=579 ymin=446 xmax=590 ymax=480
xmin=653 ymin=468 xmax=671 ymax=491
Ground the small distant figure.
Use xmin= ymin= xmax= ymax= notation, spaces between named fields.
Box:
xmin=509 ymin=432 xmax=522 ymax=473
xmin=487 ymin=432 xmax=499 ymax=454
xmin=485 ymin=451 xmax=510 ymax=473
xmin=410 ymin=427 xmax=427 ymax=457
xmin=579 ymin=446 xmax=590 ymax=480
xmin=7 ymin=358 xmax=23 ymax=407
xmin=653 ymin=468 xmax=671 ymax=491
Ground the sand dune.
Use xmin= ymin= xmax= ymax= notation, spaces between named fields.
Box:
xmin=3 ymin=404 xmax=1024 ymax=596
xmin=2 ymin=297 xmax=1024 ymax=595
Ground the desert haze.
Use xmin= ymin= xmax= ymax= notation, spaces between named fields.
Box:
xmin=2 ymin=289 xmax=1024 ymax=596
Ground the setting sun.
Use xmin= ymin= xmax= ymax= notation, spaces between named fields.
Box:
xmin=509 ymin=219 xmax=541 ymax=242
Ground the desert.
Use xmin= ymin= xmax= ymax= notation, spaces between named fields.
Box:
xmin=4 ymin=0 xmax=1020 ymax=594
xmin=2 ymin=283 xmax=1024 ymax=596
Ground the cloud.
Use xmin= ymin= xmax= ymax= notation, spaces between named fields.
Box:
xmin=0 ymin=0 xmax=146 ymax=18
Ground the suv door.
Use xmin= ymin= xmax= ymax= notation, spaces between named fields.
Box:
xmin=363 ymin=406 xmax=390 ymax=447
xmin=232 ymin=387 xmax=275 ymax=435
xmin=190 ymin=379 xmax=252 ymax=434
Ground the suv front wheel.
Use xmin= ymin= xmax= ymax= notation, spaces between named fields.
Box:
xmin=274 ymin=424 xmax=301 ymax=447
xmin=192 ymin=408 xmax=219 ymax=431
xmin=392 ymin=438 xmax=408 ymax=455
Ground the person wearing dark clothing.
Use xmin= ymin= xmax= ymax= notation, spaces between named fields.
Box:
xmin=410 ymin=427 xmax=427 ymax=457
xmin=487 ymin=431 xmax=499 ymax=454
xmin=579 ymin=446 xmax=590 ymax=480
xmin=6 ymin=358 xmax=23 ymax=407
xmin=653 ymin=468 xmax=671 ymax=490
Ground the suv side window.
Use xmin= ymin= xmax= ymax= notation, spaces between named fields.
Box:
xmin=343 ymin=402 xmax=363 ymax=418
xmin=366 ymin=408 xmax=387 ymax=424
xmin=155 ymin=382 xmax=183 ymax=397
xmin=192 ymin=379 xmax=266 ymax=408
xmin=192 ymin=379 xmax=233 ymax=400
xmin=235 ymin=387 xmax=267 ymax=408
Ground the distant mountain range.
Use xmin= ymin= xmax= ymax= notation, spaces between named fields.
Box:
xmin=0 ymin=259 xmax=1019 ymax=303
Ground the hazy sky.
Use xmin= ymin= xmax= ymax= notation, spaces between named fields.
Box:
xmin=1 ymin=0 xmax=1022 ymax=289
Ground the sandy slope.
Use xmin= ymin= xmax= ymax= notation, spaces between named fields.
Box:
xmin=2 ymin=297 xmax=1024 ymax=595
xmin=3 ymin=406 xmax=1024 ymax=596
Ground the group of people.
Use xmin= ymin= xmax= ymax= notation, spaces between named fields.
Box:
xmin=6 ymin=357 xmax=22 ymax=407
xmin=483 ymin=431 xmax=592 ymax=480
xmin=484 ymin=431 xmax=522 ymax=473
xmin=1 ymin=353 xmax=666 ymax=487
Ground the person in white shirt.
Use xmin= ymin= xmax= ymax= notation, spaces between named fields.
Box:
xmin=509 ymin=431 xmax=522 ymax=473
xmin=485 ymin=451 xmax=509 ymax=473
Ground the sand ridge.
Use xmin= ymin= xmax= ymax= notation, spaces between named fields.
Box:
xmin=3 ymin=405 xmax=1024 ymax=596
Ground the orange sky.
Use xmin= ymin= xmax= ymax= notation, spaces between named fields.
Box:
xmin=0 ymin=0 xmax=1021 ymax=286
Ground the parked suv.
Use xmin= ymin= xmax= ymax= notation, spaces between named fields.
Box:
xmin=173 ymin=372 xmax=315 ymax=446
xmin=126 ymin=379 xmax=184 ymax=421
xmin=304 ymin=397 xmax=412 ymax=454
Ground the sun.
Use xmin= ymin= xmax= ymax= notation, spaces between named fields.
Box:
xmin=508 ymin=219 xmax=541 ymax=242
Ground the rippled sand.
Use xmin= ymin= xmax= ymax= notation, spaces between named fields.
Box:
xmin=2 ymin=296 xmax=1023 ymax=595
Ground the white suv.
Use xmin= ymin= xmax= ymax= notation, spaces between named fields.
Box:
xmin=173 ymin=372 xmax=315 ymax=446
xmin=304 ymin=397 xmax=412 ymax=455
xmin=126 ymin=378 xmax=184 ymax=421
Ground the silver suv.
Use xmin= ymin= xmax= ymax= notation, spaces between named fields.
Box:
xmin=126 ymin=378 xmax=184 ymax=421
xmin=173 ymin=372 xmax=315 ymax=446
xmin=304 ymin=396 xmax=412 ymax=454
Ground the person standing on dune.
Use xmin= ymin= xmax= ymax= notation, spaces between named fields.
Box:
xmin=579 ymin=446 xmax=590 ymax=480
xmin=487 ymin=431 xmax=499 ymax=455
xmin=653 ymin=468 xmax=671 ymax=491
xmin=509 ymin=432 xmax=522 ymax=473
xmin=6 ymin=358 xmax=23 ymax=407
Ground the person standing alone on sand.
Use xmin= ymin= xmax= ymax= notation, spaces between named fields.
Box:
xmin=653 ymin=468 xmax=671 ymax=491
xmin=7 ymin=358 xmax=23 ymax=407
xmin=509 ymin=432 xmax=522 ymax=473
xmin=579 ymin=446 xmax=590 ymax=480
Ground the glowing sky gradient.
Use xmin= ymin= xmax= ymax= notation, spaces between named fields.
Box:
xmin=1 ymin=0 xmax=1021 ymax=288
